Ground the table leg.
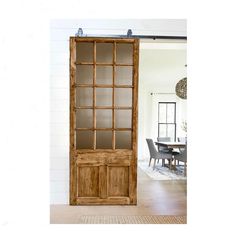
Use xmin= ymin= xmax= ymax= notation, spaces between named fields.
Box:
xmin=170 ymin=158 xmax=177 ymax=171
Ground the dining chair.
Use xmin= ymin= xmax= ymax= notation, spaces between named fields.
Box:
xmin=177 ymin=137 xmax=187 ymax=154
xmin=173 ymin=145 xmax=187 ymax=176
xmin=156 ymin=137 xmax=173 ymax=153
xmin=146 ymin=138 xmax=173 ymax=170
xmin=177 ymin=137 xmax=187 ymax=143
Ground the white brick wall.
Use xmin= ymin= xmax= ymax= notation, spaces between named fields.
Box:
xmin=50 ymin=19 xmax=186 ymax=204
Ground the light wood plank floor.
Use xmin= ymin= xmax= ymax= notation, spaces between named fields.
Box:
xmin=50 ymin=167 xmax=187 ymax=224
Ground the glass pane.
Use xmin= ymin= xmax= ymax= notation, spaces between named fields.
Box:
xmin=76 ymin=65 xmax=93 ymax=85
xmin=167 ymin=124 xmax=175 ymax=141
xmin=76 ymin=87 xmax=93 ymax=107
xmin=159 ymin=104 xmax=166 ymax=123
xmin=96 ymin=110 xmax=112 ymax=128
xmin=115 ymin=131 xmax=132 ymax=149
xmin=96 ymin=131 xmax=112 ymax=149
xmin=116 ymin=43 xmax=133 ymax=64
xmin=167 ymin=104 xmax=175 ymax=123
xmin=96 ymin=88 xmax=112 ymax=106
xmin=96 ymin=66 xmax=112 ymax=85
xmin=96 ymin=43 xmax=113 ymax=63
xmin=159 ymin=124 xmax=167 ymax=137
xmin=114 ymin=88 xmax=132 ymax=107
xmin=76 ymin=109 xmax=93 ymax=128
xmin=115 ymin=66 xmax=133 ymax=85
xmin=76 ymin=131 xmax=93 ymax=149
xmin=76 ymin=42 xmax=93 ymax=62
xmin=115 ymin=110 xmax=132 ymax=128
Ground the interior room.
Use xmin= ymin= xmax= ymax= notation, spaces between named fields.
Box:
xmin=138 ymin=39 xmax=187 ymax=176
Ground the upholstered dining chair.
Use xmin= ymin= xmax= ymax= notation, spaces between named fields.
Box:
xmin=157 ymin=137 xmax=173 ymax=153
xmin=177 ymin=138 xmax=186 ymax=165
xmin=178 ymin=137 xmax=187 ymax=143
xmin=177 ymin=137 xmax=187 ymax=165
xmin=173 ymin=145 xmax=187 ymax=176
xmin=146 ymin=138 xmax=173 ymax=170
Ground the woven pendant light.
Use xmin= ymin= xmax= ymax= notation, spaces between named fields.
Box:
xmin=175 ymin=77 xmax=187 ymax=99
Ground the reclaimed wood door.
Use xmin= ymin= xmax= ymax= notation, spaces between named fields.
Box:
xmin=70 ymin=37 xmax=139 ymax=205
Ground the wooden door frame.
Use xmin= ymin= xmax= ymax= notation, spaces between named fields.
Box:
xmin=69 ymin=37 xmax=139 ymax=205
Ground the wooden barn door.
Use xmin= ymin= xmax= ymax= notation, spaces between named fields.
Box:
xmin=70 ymin=37 xmax=139 ymax=205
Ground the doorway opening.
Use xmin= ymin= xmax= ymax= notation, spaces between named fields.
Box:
xmin=137 ymin=38 xmax=187 ymax=180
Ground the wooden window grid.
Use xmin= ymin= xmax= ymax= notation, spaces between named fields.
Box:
xmin=73 ymin=40 xmax=135 ymax=150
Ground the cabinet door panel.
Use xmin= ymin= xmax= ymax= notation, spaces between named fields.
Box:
xmin=77 ymin=166 xmax=99 ymax=197
xmin=108 ymin=166 xmax=129 ymax=196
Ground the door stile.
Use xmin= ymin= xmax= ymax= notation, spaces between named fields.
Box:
xmin=129 ymin=39 xmax=139 ymax=204
xmin=69 ymin=37 xmax=77 ymax=204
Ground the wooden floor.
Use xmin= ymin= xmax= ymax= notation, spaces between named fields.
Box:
xmin=50 ymin=167 xmax=187 ymax=224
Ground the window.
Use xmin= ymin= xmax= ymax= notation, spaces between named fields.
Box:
xmin=158 ymin=102 xmax=176 ymax=141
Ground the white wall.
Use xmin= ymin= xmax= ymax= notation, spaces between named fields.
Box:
xmin=50 ymin=19 xmax=186 ymax=204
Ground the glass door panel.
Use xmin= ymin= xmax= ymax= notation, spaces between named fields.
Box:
xmin=96 ymin=43 xmax=113 ymax=63
xmin=115 ymin=66 xmax=133 ymax=85
xmin=76 ymin=131 xmax=93 ymax=149
xmin=76 ymin=109 xmax=93 ymax=128
xmin=76 ymin=65 xmax=93 ymax=85
xmin=115 ymin=110 xmax=132 ymax=128
xmin=116 ymin=43 xmax=133 ymax=64
xmin=115 ymin=131 xmax=132 ymax=149
xmin=76 ymin=42 xmax=93 ymax=62
xmin=96 ymin=66 xmax=113 ymax=85
xmin=96 ymin=109 xmax=112 ymax=128
xmin=114 ymin=88 xmax=132 ymax=107
xmin=96 ymin=131 xmax=112 ymax=149
xmin=76 ymin=87 xmax=93 ymax=107
xmin=96 ymin=88 xmax=112 ymax=106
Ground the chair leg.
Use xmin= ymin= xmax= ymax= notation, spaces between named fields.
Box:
xmin=153 ymin=159 xmax=156 ymax=170
xmin=149 ymin=157 xmax=152 ymax=166
xmin=184 ymin=162 xmax=187 ymax=177
xmin=162 ymin=159 xmax=164 ymax=167
xmin=173 ymin=158 xmax=176 ymax=170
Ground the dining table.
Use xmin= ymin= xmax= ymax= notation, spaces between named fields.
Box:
xmin=154 ymin=141 xmax=186 ymax=170
xmin=155 ymin=141 xmax=186 ymax=149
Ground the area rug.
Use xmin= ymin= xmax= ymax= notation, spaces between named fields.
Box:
xmin=138 ymin=160 xmax=187 ymax=180
xmin=77 ymin=215 xmax=186 ymax=224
